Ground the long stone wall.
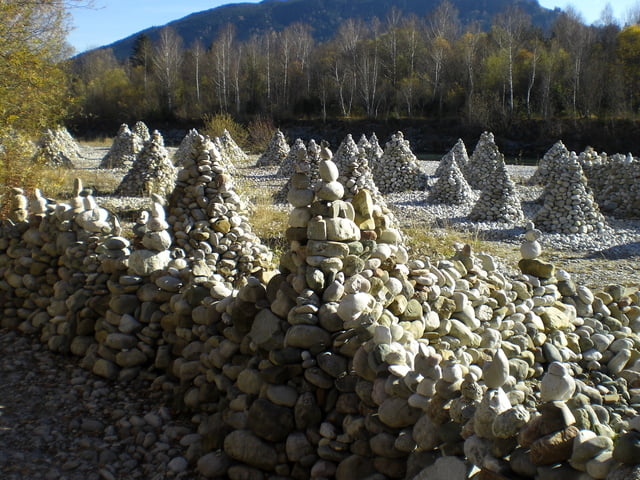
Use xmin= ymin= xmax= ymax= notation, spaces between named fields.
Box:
xmin=1 ymin=148 xmax=640 ymax=480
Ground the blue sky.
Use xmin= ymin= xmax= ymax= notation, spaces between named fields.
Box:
xmin=67 ymin=0 xmax=639 ymax=54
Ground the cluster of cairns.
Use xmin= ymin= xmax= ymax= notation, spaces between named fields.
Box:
xmin=2 ymin=122 xmax=640 ymax=480
xmin=114 ymin=130 xmax=177 ymax=198
xmin=529 ymin=142 xmax=607 ymax=234
xmin=32 ymin=126 xmax=84 ymax=168
xmin=99 ymin=122 xmax=149 ymax=170
xmin=577 ymin=147 xmax=640 ymax=219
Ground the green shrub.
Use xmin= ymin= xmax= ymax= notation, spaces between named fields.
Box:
xmin=202 ymin=113 xmax=248 ymax=147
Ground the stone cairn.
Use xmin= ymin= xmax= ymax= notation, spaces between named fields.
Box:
xmin=132 ymin=120 xmax=151 ymax=143
xmin=333 ymin=133 xmax=359 ymax=176
xmin=306 ymin=138 xmax=322 ymax=188
xmin=533 ymin=144 xmax=607 ymax=234
xmin=373 ymin=131 xmax=428 ymax=193
xmin=172 ymin=128 xmax=200 ymax=167
xmin=428 ymin=150 xmax=474 ymax=205
xmin=115 ymin=130 xmax=177 ymax=198
xmin=529 ymin=140 xmax=569 ymax=186
xmin=216 ymin=128 xmax=248 ymax=166
xmin=3 ymin=140 xmax=640 ymax=479
xmin=366 ymin=132 xmax=384 ymax=166
xmin=99 ymin=123 xmax=145 ymax=169
xmin=256 ymin=129 xmax=290 ymax=167
xmin=434 ymin=138 xmax=469 ymax=177
xmin=463 ymin=131 xmax=501 ymax=190
xmin=469 ymin=154 xmax=524 ymax=223
xmin=33 ymin=126 xmax=83 ymax=168
xmin=578 ymin=150 xmax=640 ymax=218
xmin=277 ymin=138 xmax=308 ymax=179
xmin=166 ymin=132 xmax=273 ymax=286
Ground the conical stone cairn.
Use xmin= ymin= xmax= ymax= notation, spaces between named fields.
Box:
xmin=276 ymin=138 xmax=307 ymax=179
xmin=435 ymin=138 xmax=469 ymax=177
xmin=256 ymin=129 xmax=289 ymax=167
xmin=533 ymin=146 xmax=607 ymax=234
xmin=99 ymin=124 xmax=144 ymax=169
xmin=167 ymin=132 xmax=273 ymax=285
xmin=132 ymin=121 xmax=151 ymax=143
xmin=469 ymin=154 xmax=524 ymax=223
xmin=428 ymin=151 xmax=474 ymax=205
xmin=373 ymin=131 xmax=427 ymax=193
xmin=366 ymin=132 xmax=384 ymax=166
xmin=464 ymin=131 xmax=501 ymax=190
xmin=529 ymin=140 xmax=569 ymax=186
xmin=172 ymin=128 xmax=200 ymax=167
xmin=33 ymin=126 xmax=83 ymax=168
xmin=115 ymin=130 xmax=177 ymax=198
xmin=217 ymin=128 xmax=247 ymax=166
xmin=274 ymin=139 xmax=312 ymax=204
xmin=333 ymin=133 xmax=359 ymax=176
xmin=306 ymin=138 xmax=322 ymax=188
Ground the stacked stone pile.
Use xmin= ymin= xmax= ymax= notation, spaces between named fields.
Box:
xmin=529 ymin=141 xmax=571 ymax=186
xmin=435 ymin=138 xmax=469 ymax=177
xmin=578 ymin=151 xmax=640 ymax=218
xmin=166 ymin=132 xmax=273 ymax=286
xmin=274 ymin=139 xmax=312 ymax=204
xmin=99 ymin=123 xmax=145 ymax=169
xmin=533 ymin=144 xmax=607 ymax=234
xmin=367 ymin=132 xmax=384 ymax=164
xmin=33 ymin=126 xmax=83 ymax=168
xmin=277 ymin=138 xmax=308 ymax=179
xmin=333 ymin=134 xmax=359 ymax=176
xmin=132 ymin=120 xmax=151 ymax=143
xmin=115 ymin=130 xmax=177 ymax=198
xmin=217 ymin=128 xmax=248 ymax=166
xmin=256 ymin=129 xmax=290 ymax=167
xmin=172 ymin=128 xmax=200 ymax=166
xmin=463 ymin=131 xmax=501 ymax=190
xmin=428 ymin=150 xmax=474 ymax=205
xmin=469 ymin=155 xmax=524 ymax=223
xmin=373 ymin=131 xmax=428 ymax=193
xmin=306 ymin=138 xmax=322 ymax=188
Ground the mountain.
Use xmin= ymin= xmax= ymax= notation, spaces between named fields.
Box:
xmin=92 ymin=0 xmax=559 ymax=61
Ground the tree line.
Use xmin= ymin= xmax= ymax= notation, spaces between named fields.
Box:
xmin=69 ymin=1 xmax=640 ymax=130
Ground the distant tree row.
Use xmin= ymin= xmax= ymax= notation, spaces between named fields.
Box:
xmin=70 ymin=1 xmax=640 ymax=129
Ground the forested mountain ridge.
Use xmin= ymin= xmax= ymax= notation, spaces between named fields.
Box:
xmin=97 ymin=0 xmax=559 ymax=60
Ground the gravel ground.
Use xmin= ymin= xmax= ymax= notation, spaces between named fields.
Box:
xmin=1 ymin=143 xmax=637 ymax=479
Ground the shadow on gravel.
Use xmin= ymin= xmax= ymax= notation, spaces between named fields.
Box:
xmin=587 ymin=242 xmax=640 ymax=260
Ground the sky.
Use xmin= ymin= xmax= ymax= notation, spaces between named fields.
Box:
xmin=67 ymin=0 xmax=640 ymax=55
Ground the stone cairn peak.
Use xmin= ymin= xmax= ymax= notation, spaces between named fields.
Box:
xmin=99 ymin=123 xmax=144 ymax=169
xmin=276 ymin=137 xmax=307 ymax=178
xmin=172 ymin=128 xmax=201 ymax=167
xmin=306 ymin=138 xmax=322 ymax=188
xmin=114 ymin=130 xmax=177 ymax=198
xmin=132 ymin=120 xmax=151 ymax=143
xmin=216 ymin=128 xmax=248 ymax=166
xmin=333 ymin=133 xmax=359 ymax=176
xmin=428 ymin=150 xmax=474 ymax=205
xmin=533 ymin=145 xmax=607 ymax=233
xmin=528 ymin=140 xmax=569 ymax=186
xmin=469 ymin=154 xmax=524 ymax=223
xmin=33 ymin=126 xmax=83 ymax=168
xmin=274 ymin=138 xmax=314 ymax=204
xmin=434 ymin=138 xmax=468 ymax=177
xmin=167 ymin=132 xmax=273 ymax=286
xmin=256 ymin=128 xmax=290 ymax=167
xmin=579 ymin=150 xmax=640 ymax=218
xmin=373 ymin=131 xmax=428 ymax=193
xmin=463 ymin=131 xmax=501 ymax=190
